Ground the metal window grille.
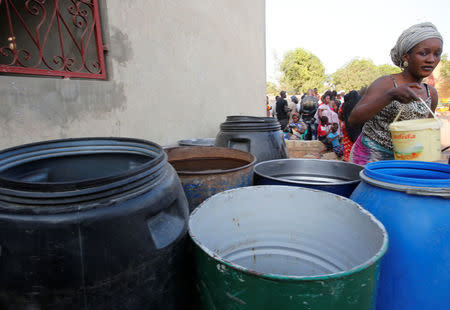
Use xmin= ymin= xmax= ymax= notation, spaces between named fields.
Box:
xmin=0 ymin=0 xmax=106 ymax=79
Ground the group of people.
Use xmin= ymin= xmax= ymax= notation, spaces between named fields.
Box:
xmin=269 ymin=88 xmax=364 ymax=161
xmin=268 ymin=22 xmax=443 ymax=165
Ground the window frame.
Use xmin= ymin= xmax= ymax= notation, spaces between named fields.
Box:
xmin=0 ymin=0 xmax=107 ymax=80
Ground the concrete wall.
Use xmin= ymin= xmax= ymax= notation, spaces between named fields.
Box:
xmin=0 ymin=0 xmax=266 ymax=149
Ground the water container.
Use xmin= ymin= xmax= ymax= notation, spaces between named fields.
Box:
xmin=190 ymin=186 xmax=388 ymax=310
xmin=215 ymin=116 xmax=288 ymax=163
xmin=350 ymin=160 xmax=450 ymax=310
xmin=389 ymin=118 xmax=441 ymax=161
xmin=177 ymin=138 xmax=215 ymax=147
xmin=0 ymin=138 xmax=189 ymax=310
xmin=254 ymin=159 xmax=363 ymax=197
xmin=165 ymin=146 xmax=255 ymax=212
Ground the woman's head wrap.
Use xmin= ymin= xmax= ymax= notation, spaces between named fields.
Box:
xmin=390 ymin=22 xmax=443 ymax=68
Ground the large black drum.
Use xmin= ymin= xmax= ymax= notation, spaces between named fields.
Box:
xmin=0 ymin=138 xmax=189 ymax=310
xmin=214 ymin=116 xmax=288 ymax=163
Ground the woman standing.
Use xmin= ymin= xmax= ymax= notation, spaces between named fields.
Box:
xmin=316 ymin=93 xmax=340 ymax=136
xmin=339 ymin=90 xmax=362 ymax=162
xmin=349 ymin=22 xmax=443 ymax=165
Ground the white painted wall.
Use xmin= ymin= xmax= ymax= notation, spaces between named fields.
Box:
xmin=0 ymin=0 xmax=266 ymax=149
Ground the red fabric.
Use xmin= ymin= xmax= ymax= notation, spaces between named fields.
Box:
xmin=338 ymin=105 xmax=354 ymax=162
xmin=317 ymin=124 xmax=329 ymax=137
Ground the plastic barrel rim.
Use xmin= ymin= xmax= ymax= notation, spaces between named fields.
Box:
xmin=363 ymin=160 xmax=450 ymax=188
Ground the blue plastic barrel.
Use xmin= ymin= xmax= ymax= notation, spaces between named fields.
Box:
xmin=350 ymin=160 xmax=450 ymax=310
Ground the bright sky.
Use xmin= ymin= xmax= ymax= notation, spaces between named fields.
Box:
xmin=266 ymin=0 xmax=450 ymax=83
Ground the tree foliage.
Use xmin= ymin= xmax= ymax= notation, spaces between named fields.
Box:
xmin=440 ymin=54 xmax=450 ymax=78
xmin=279 ymin=48 xmax=326 ymax=94
xmin=332 ymin=59 xmax=381 ymax=91
xmin=377 ymin=64 xmax=401 ymax=76
xmin=266 ymin=81 xmax=279 ymax=96
xmin=331 ymin=59 xmax=401 ymax=91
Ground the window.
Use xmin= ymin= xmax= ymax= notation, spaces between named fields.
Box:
xmin=0 ymin=0 xmax=106 ymax=79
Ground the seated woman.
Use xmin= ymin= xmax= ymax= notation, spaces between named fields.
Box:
xmin=348 ymin=22 xmax=442 ymax=165
xmin=284 ymin=114 xmax=308 ymax=140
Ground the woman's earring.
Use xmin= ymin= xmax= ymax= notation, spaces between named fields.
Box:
xmin=403 ymin=61 xmax=408 ymax=68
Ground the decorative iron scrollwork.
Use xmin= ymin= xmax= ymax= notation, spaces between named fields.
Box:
xmin=0 ymin=0 xmax=106 ymax=79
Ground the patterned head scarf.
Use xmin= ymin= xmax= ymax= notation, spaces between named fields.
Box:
xmin=390 ymin=22 xmax=443 ymax=68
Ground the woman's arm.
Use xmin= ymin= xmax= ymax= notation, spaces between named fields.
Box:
xmin=348 ymin=76 xmax=422 ymax=125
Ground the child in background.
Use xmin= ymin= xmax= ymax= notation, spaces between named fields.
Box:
xmin=284 ymin=123 xmax=307 ymax=140
xmin=327 ymin=123 xmax=343 ymax=157
xmin=317 ymin=116 xmax=330 ymax=142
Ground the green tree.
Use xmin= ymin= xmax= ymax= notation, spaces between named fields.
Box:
xmin=377 ymin=64 xmax=401 ymax=76
xmin=332 ymin=58 xmax=380 ymax=91
xmin=279 ymin=48 xmax=326 ymax=94
xmin=266 ymin=81 xmax=279 ymax=96
xmin=440 ymin=54 xmax=450 ymax=78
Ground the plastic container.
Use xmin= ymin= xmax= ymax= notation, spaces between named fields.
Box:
xmin=190 ymin=186 xmax=388 ymax=310
xmin=0 ymin=138 xmax=190 ymax=310
xmin=389 ymin=115 xmax=441 ymax=162
xmin=215 ymin=116 xmax=288 ymax=163
xmin=177 ymin=138 xmax=215 ymax=147
xmin=350 ymin=160 xmax=450 ymax=310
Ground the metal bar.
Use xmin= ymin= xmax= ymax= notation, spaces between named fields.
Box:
xmin=0 ymin=64 xmax=105 ymax=79
xmin=0 ymin=0 xmax=106 ymax=79
xmin=92 ymin=0 xmax=106 ymax=78
xmin=4 ymin=0 xmax=17 ymax=64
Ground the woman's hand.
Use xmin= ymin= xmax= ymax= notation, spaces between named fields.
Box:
xmin=349 ymin=76 xmax=424 ymax=125
xmin=386 ymin=83 xmax=421 ymax=104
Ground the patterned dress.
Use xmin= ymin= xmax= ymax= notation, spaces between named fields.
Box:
xmin=350 ymin=77 xmax=431 ymax=165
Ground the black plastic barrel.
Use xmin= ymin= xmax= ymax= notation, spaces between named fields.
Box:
xmin=0 ymin=138 xmax=189 ymax=310
xmin=214 ymin=116 xmax=288 ymax=163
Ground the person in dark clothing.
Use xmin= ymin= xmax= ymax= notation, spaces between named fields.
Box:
xmin=275 ymin=90 xmax=289 ymax=129
xmin=299 ymin=88 xmax=319 ymax=140
xmin=339 ymin=90 xmax=363 ymax=161
xmin=342 ymin=91 xmax=363 ymax=142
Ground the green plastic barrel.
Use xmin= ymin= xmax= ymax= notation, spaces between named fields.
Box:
xmin=189 ymin=186 xmax=388 ymax=309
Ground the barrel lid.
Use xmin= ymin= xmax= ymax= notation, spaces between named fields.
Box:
xmin=363 ymin=160 xmax=450 ymax=188
xmin=389 ymin=118 xmax=442 ymax=131
xmin=220 ymin=115 xmax=281 ymax=132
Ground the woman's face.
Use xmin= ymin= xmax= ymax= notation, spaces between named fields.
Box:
xmin=405 ymin=38 xmax=442 ymax=78
xmin=293 ymin=116 xmax=299 ymax=122
xmin=324 ymin=96 xmax=330 ymax=104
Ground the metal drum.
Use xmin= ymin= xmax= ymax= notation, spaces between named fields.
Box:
xmin=254 ymin=159 xmax=363 ymax=197
xmin=165 ymin=146 xmax=255 ymax=212
xmin=189 ymin=186 xmax=388 ymax=310
xmin=350 ymin=160 xmax=450 ymax=310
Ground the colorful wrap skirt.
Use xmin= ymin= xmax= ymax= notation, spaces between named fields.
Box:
xmin=350 ymin=134 xmax=394 ymax=165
